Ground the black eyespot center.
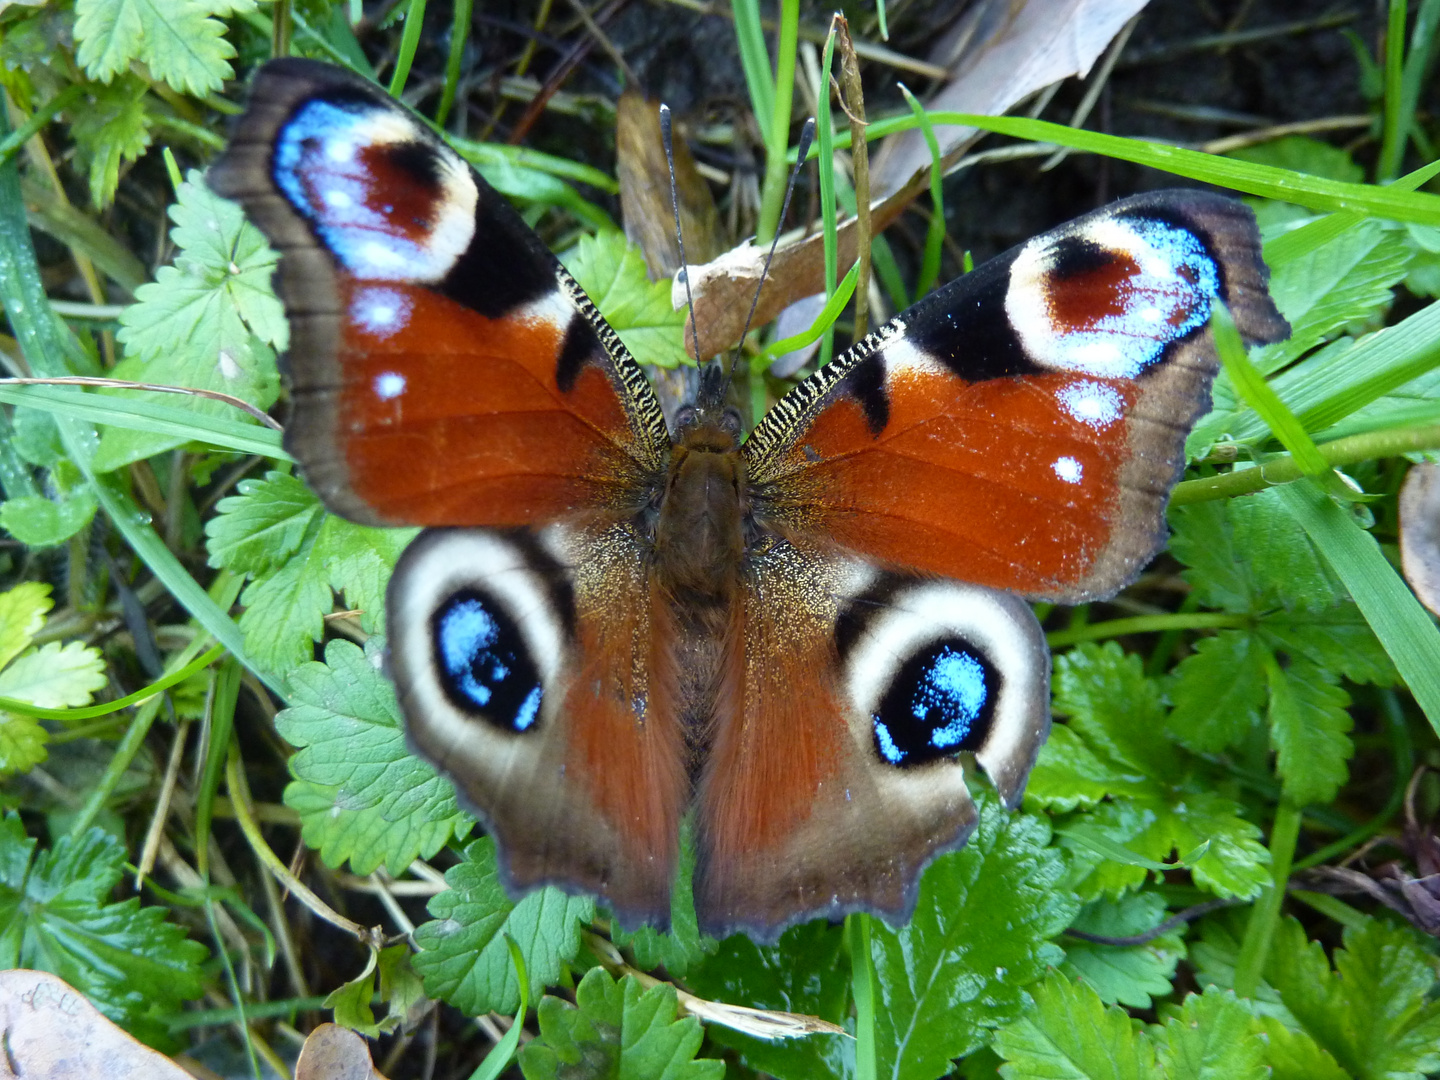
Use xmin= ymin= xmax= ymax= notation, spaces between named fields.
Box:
xmin=871 ymin=637 xmax=998 ymax=768
xmin=432 ymin=590 xmax=544 ymax=733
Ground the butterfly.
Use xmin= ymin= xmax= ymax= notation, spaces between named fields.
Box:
xmin=209 ymin=58 xmax=1288 ymax=942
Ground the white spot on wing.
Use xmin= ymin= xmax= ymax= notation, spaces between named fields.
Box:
xmin=1053 ymin=456 xmax=1083 ymax=483
xmin=1056 ymin=380 xmax=1123 ymax=429
xmin=374 ymin=372 xmax=406 ymax=400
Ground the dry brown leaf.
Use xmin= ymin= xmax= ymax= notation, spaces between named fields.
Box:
xmin=295 ymin=1022 xmax=386 ymax=1080
xmin=872 ymin=0 xmax=1152 ymax=194
xmin=0 ymin=970 xmax=193 ymax=1080
xmin=1400 ymin=461 xmax=1440 ymax=615
xmin=617 ymin=91 xmax=723 ymax=279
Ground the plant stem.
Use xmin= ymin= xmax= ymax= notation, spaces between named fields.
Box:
xmin=1233 ymin=798 xmax=1301 ymax=998
xmin=1171 ymin=424 xmax=1440 ymax=504
xmin=846 ymin=913 xmax=877 ymax=1080
xmin=755 ymin=0 xmax=799 ymax=243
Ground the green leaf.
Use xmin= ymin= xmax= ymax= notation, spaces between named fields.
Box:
xmin=1265 ymin=915 xmax=1440 ymax=1080
xmin=73 ymin=0 xmax=241 ymax=96
xmin=0 ymin=489 xmax=99 ymax=547
xmin=98 ymin=171 xmax=282 ymax=471
xmin=1255 ymin=1016 xmax=1350 ymax=1080
xmin=685 ymin=921 xmax=851 ymax=1080
xmin=1254 ymin=219 xmax=1412 ymax=374
xmin=413 ymin=837 xmax=593 ymax=1015
xmin=0 ymin=582 xmax=53 ymax=669
xmin=560 ymin=231 xmax=689 ymax=368
xmin=1061 ymin=892 xmax=1185 ymax=1009
xmin=1265 ymin=657 xmax=1353 ymax=807
xmin=0 ymin=641 xmax=107 ymax=708
xmin=1052 ymin=642 xmax=1179 ymax=781
xmin=1024 ymin=723 xmax=1142 ymax=812
xmin=871 ymin=798 xmax=1079 ymax=1077
xmin=1166 ymin=631 xmax=1267 ymax=753
xmin=0 ymin=813 xmax=206 ymax=1041
xmin=519 ymin=967 xmax=724 ymax=1080
xmin=206 ymin=472 xmax=322 ymax=575
xmin=0 ymin=711 xmax=48 ymax=776
xmin=68 ymin=76 xmax=152 ymax=207
xmin=224 ymin=498 xmax=412 ymax=678
xmin=992 ymin=971 xmax=1160 ymax=1080
xmin=276 ymin=638 xmax=471 ymax=875
xmin=1151 ymin=988 xmax=1267 ymax=1080
xmin=1048 ymin=646 xmax=1270 ymax=900
xmin=1228 ymin=136 xmax=1364 ymax=183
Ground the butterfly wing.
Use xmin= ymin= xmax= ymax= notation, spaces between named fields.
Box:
xmin=694 ymin=192 xmax=1287 ymax=939
xmin=694 ymin=536 xmax=1049 ymax=938
xmin=743 ymin=191 xmax=1289 ymax=603
xmin=208 ymin=58 xmax=671 ymax=528
xmin=211 ymin=60 xmax=686 ymax=923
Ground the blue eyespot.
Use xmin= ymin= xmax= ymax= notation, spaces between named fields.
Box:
xmin=433 ymin=592 xmax=543 ymax=733
xmin=872 ymin=640 xmax=997 ymax=767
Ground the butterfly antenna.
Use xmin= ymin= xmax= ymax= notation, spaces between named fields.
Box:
xmin=728 ymin=117 xmax=817 ymax=387
xmin=660 ymin=104 xmax=703 ymax=368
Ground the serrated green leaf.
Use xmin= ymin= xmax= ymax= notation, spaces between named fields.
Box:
xmin=1166 ymin=631 xmax=1267 ymax=753
xmin=68 ymin=77 xmax=151 ymax=207
xmin=206 ymin=472 xmax=322 ymax=574
xmin=1266 ymin=657 xmax=1353 ymax=807
xmin=0 ymin=581 xmax=53 ymax=669
xmin=0 ymin=489 xmax=99 ymax=547
xmin=993 ymin=971 xmax=1160 ymax=1080
xmin=1228 ymin=490 xmax=1348 ymax=613
xmin=74 ymin=0 xmax=238 ymax=96
xmin=1152 ymin=988 xmax=1266 ymax=1080
xmin=98 ymin=171 xmax=282 ymax=470
xmin=519 ymin=967 xmax=725 ymax=1080
xmin=413 ymin=837 xmax=592 ymax=1015
xmin=1024 ymin=723 xmax=1146 ymax=812
xmin=0 ymin=641 xmax=107 ymax=708
xmin=1261 ymin=610 xmax=1397 ymax=687
xmin=276 ymin=638 xmax=471 ymax=874
xmin=0 ymin=711 xmax=48 ymax=776
xmin=236 ymin=556 xmax=333 ymax=675
xmin=685 ymin=921 xmax=850 ymax=1080
xmin=0 ymin=813 xmax=206 ymax=1039
xmin=871 ymin=799 xmax=1079 ymax=1078
xmin=1061 ymin=892 xmax=1184 ymax=1009
xmin=1168 ymin=502 xmax=1253 ymax=612
xmin=1255 ymin=1016 xmax=1349 ymax=1080
xmin=1265 ymin=916 xmax=1440 ymax=1080
xmin=561 ymin=231 xmax=689 ymax=368
xmin=1052 ymin=643 xmax=1179 ymax=781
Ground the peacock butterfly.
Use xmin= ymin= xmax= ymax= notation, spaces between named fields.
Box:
xmin=209 ymin=58 xmax=1288 ymax=941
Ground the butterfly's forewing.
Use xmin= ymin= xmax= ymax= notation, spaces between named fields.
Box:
xmin=211 ymin=60 xmax=686 ymax=923
xmin=743 ymin=192 xmax=1289 ymax=603
xmin=696 ymin=192 xmax=1287 ymax=938
xmin=208 ymin=59 xmax=671 ymax=527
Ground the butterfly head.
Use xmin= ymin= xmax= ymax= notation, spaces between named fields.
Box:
xmin=674 ymin=361 xmax=742 ymax=450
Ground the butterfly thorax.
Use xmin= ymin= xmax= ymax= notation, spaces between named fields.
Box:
xmin=653 ymin=409 xmax=747 ymax=608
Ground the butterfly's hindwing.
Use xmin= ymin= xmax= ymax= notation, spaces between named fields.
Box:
xmin=693 ymin=539 xmax=1049 ymax=940
xmin=388 ymin=526 xmax=686 ymax=926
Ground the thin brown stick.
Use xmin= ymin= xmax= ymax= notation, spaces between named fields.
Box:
xmin=835 ymin=15 xmax=870 ymax=340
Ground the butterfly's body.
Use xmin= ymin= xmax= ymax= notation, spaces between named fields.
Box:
xmin=212 ymin=59 xmax=1289 ymax=941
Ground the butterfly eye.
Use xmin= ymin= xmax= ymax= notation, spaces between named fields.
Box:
xmin=719 ymin=406 xmax=743 ymax=439
xmin=871 ymin=639 xmax=998 ymax=766
xmin=433 ymin=591 xmax=544 ymax=732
